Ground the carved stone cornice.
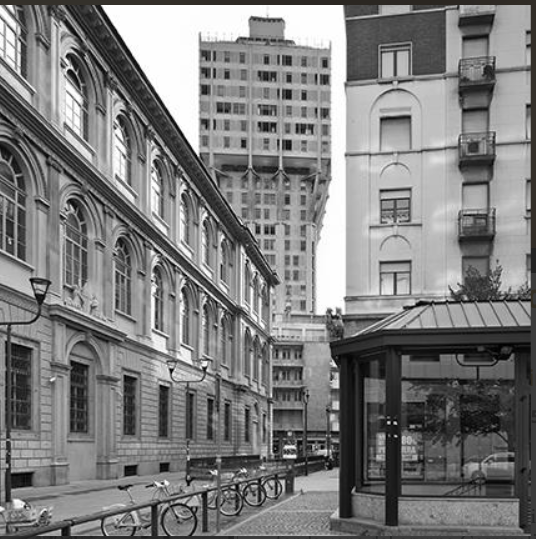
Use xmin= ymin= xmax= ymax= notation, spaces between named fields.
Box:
xmin=47 ymin=155 xmax=64 ymax=173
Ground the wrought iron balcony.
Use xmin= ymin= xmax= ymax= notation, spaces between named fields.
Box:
xmin=459 ymin=56 xmax=496 ymax=92
xmin=458 ymin=208 xmax=496 ymax=241
xmin=459 ymin=5 xmax=496 ymax=26
xmin=458 ymin=132 xmax=496 ymax=167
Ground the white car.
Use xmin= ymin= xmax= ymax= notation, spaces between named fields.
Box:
xmin=462 ymin=451 xmax=515 ymax=482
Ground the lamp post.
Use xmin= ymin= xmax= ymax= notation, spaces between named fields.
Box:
xmin=1 ymin=277 xmax=51 ymax=504
xmin=166 ymin=356 xmax=224 ymax=532
xmin=326 ymin=405 xmax=332 ymax=460
xmin=302 ymin=387 xmax=309 ymax=476
xmin=166 ymin=357 xmax=210 ymax=486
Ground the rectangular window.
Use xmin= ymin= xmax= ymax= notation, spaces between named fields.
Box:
xmin=186 ymin=390 xmax=195 ymax=440
xmin=380 ymin=44 xmax=411 ymax=78
xmin=380 ymin=189 xmax=411 ymax=223
xmin=207 ymin=397 xmax=215 ymax=440
xmin=223 ymin=401 xmax=232 ymax=442
xmin=462 ymin=36 xmax=489 ymax=59
xmin=159 ymin=386 xmax=170 ymax=438
xmin=380 ymin=116 xmax=411 ymax=151
xmin=462 ymin=108 xmax=489 ymax=133
xmin=462 ymin=256 xmax=489 ymax=281
xmin=70 ymin=361 xmax=89 ymax=433
xmin=380 ymin=261 xmax=411 ymax=296
xmin=526 ymin=179 xmax=531 ymax=216
xmin=262 ymin=414 xmax=267 ymax=444
xmin=245 ymin=407 xmax=251 ymax=443
xmin=10 ymin=344 xmax=32 ymax=430
xmin=526 ymin=105 xmax=531 ymax=139
xmin=240 ymin=52 xmax=246 ymax=64
xmin=123 ymin=375 xmax=137 ymax=436
xmin=240 ymin=69 xmax=247 ymax=81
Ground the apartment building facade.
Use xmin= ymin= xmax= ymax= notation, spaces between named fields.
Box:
xmin=0 ymin=5 xmax=277 ymax=488
xmin=344 ymin=5 xmax=531 ymax=331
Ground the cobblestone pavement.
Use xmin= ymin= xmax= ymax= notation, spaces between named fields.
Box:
xmin=217 ymin=491 xmax=356 ymax=536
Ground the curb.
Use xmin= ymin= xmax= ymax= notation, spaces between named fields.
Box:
xmin=215 ymin=490 xmax=304 ymax=536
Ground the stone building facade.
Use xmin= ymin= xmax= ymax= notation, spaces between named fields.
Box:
xmin=0 ymin=5 xmax=278 ymax=488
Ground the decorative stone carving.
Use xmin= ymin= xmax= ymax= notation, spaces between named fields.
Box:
xmin=48 ymin=5 xmax=67 ymax=23
xmin=65 ymin=283 xmax=101 ymax=318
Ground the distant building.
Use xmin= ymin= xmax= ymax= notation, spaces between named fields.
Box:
xmin=344 ymin=5 xmax=531 ymax=333
xmin=0 ymin=5 xmax=277 ymax=488
xmin=199 ymin=16 xmax=331 ymax=318
xmin=199 ymin=15 xmax=335 ymax=459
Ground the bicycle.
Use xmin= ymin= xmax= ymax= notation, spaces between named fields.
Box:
xmin=231 ymin=467 xmax=267 ymax=507
xmin=100 ymin=480 xmax=197 ymax=536
xmin=183 ymin=470 xmax=244 ymax=517
xmin=256 ymin=466 xmax=283 ymax=500
xmin=0 ymin=499 xmax=53 ymax=534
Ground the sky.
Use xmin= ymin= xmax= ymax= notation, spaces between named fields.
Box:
xmin=103 ymin=5 xmax=347 ymax=315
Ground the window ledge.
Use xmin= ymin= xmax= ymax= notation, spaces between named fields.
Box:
xmin=115 ymin=310 xmax=137 ymax=324
xmin=378 ymin=76 xmax=415 ymax=85
xmin=152 ymin=328 xmax=169 ymax=339
xmin=370 ymin=222 xmax=422 ymax=229
xmin=0 ymin=251 xmax=35 ymax=272
xmin=0 ymin=59 xmax=36 ymax=97
xmin=152 ymin=212 xmax=170 ymax=231
xmin=64 ymin=124 xmax=95 ymax=156
xmin=115 ymin=175 xmax=138 ymax=199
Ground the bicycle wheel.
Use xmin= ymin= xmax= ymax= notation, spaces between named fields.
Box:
xmin=218 ymin=487 xmax=244 ymax=517
xmin=101 ymin=511 xmax=137 ymax=536
xmin=241 ymin=481 xmax=267 ymax=507
xmin=262 ymin=476 xmax=283 ymax=500
xmin=160 ymin=502 xmax=197 ymax=536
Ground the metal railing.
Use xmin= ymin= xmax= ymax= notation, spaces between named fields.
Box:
xmin=458 ymin=131 xmax=496 ymax=162
xmin=458 ymin=208 xmax=496 ymax=239
xmin=459 ymin=56 xmax=496 ymax=86
xmin=6 ymin=469 xmax=291 ymax=537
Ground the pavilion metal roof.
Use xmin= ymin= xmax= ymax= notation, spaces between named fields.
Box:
xmin=331 ymin=300 xmax=531 ymax=357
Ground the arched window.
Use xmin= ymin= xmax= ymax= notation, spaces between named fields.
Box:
xmin=201 ymin=220 xmax=211 ymax=267
xmin=0 ymin=146 xmax=26 ymax=260
xmin=0 ymin=5 xmax=26 ymax=76
xmin=152 ymin=266 xmax=164 ymax=332
xmin=220 ymin=240 xmax=229 ymax=283
xmin=151 ymin=161 xmax=165 ymax=220
xmin=64 ymin=201 xmax=88 ymax=288
xmin=181 ymin=289 xmax=191 ymax=345
xmin=180 ymin=194 xmax=192 ymax=246
xmin=202 ymin=303 xmax=210 ymax=357
xmin=252 ymin=275 xmax=260 ymax=313
xmin=253 ymin=338 xmax=260 ymax=381
xmin=220 ymin=316 xmax=228 ymax=366
xmin=65 ymin=55 xmax=88 ymax=139
xmin=244 ymin=330 xmax=252 ymax=378
xmin=262 ymin=345 xmax=269 ymax=387
xmin=244 ymin=262 xmax=252 ymax=305
xmin=114 ymin=238 xmax=132 ymax=315
xmin=261 ymin=285 xmax=269 ymax=322
xmin=113 ymin=116 xmax=131 ymax=185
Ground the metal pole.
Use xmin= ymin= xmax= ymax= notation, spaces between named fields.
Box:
xmin=216 ymin=373 xmax=222 ymax=533
xmin=5 ymin=324 xmax=12 ymax=503
xmin=304 ymin=398 xmax=308 ymax=476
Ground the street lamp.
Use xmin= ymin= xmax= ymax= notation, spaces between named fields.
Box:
xmin=325 ymin=405 xmax=332 ymax=460
xmin=166 ymin=356 xmax=210 ymax=384
xmin=1 ymin=277 xmax=51 ymax=504
xmin=302 ymin=387 xmax=309 ymax=476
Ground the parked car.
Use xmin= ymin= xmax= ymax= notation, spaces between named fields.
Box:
xmin=462 ymin=451 xmax=515 ymax=482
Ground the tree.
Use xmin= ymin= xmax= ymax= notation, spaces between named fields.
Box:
xmin=449 ymin=260 xmax=531 ymax=301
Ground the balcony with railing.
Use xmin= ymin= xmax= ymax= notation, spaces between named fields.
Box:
xmin=459 ymin=56 xmax=496 ymax=93
xmin=458 ymin=208 xmax=496 ymax=241
xmin=458 ymin=132 xmax=496 ymax=167
xmin=458 ymin=5 xmax=496 ymax=26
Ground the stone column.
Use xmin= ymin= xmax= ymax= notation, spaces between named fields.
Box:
xmin=96 ymin=371 xmax=120 ymax=480
xmin=45 ymin=157 xmax=63 ymax=303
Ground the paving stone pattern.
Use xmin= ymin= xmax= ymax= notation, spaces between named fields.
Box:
xmin=218 ymin=492 xmax=356 ymax=536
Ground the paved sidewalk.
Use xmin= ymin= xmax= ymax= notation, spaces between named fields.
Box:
xmin=11 ymin=468 xmax=345 ymax=536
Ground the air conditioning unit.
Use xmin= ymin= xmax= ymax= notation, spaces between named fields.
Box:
xmin=467 ymin=141 xmax=481 ymax=154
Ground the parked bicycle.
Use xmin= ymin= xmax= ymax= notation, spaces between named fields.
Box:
xmin=183 ymin=470 xmax=244 ymax=517
xmin=100 ymin=480 xmax=197 ymax=536
xmin=230 ymin=467 xmax=268 ymax=507
xmin=256 ymin=465 xmax=283 ymax=500
xmin=0 ymin=499 xmax=53 ymax=534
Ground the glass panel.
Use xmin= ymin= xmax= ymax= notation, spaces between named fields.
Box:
xmin=362 ymin=359 xmax=386 ymax=493
xmin=401 ymin=354 xmax=515 ymax=497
